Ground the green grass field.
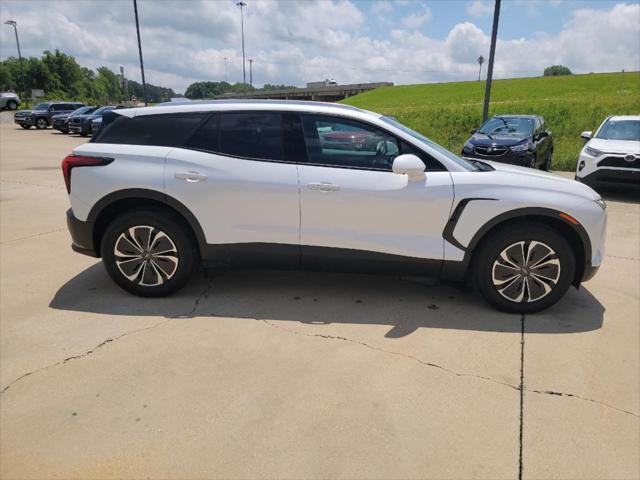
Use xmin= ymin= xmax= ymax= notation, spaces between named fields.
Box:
xmin=341 ymin=72 xmax=640 ymax=171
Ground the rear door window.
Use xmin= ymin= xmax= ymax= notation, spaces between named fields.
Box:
xmin=219 ymin=112 xmax=285 ymax=161
xmin=94 ymin=113 xmax=206 ymax=146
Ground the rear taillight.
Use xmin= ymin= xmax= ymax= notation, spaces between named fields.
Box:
xmin=61 ymin=155 xmax=113 ymax=193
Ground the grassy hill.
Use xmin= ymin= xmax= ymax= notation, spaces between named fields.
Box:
xmin=341 ymin=72 xmax=640 ymax=171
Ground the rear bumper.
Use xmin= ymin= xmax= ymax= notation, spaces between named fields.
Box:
xmin=67 ymin=209 xmax=98 ymax=257
xmin=577 ymin=168 xmax=640 ymax=187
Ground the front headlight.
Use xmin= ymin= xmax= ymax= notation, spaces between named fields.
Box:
xmin=584 ymin=146 xmax=603 ymax=158
xmin=463 ymin=141 xmax=474 ymax=153
xmin=510 ymin=141 xmax=531 ymax=152
xmin=595 ymin=198 xmax=606 ymax=211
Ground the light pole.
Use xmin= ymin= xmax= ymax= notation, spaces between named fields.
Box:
xmin=477 ymin=55 xmax=485 ymax=81
xmin=133 ymin=0 xmax=148 ymax=106
xmin=236 ymin=1 xmax=247 ymax=84
xmin=248 ymin=59 xmax=253 ymax=87
xmin=4 ymin=20 xmax=26 ymax=96
xmin=482 ymin=0 xmax=501 ymax=122
xmin=224 ymin=57 xmax=228 ymax=83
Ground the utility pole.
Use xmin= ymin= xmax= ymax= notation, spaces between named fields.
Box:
xmin=4 ymin=20 xmax=26 ymax=97
xmin=248 ymin=59 xmax=253 ymax=86
xmin=482 ymin=0 xmax=501 ymax=122
xmin=236 ymin=1 xmax=247 ymax=84
xmin=224 ymin=57 xmax=228 ymax=83
xmin=133 ymin=0 xmax=148 ymax=106
xmin=477 ymin=55 xmax=485 ymax=81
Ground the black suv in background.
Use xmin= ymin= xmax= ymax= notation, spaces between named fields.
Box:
xmin=68 ymin=105 xmax=124 ymax=136
xmin=14 ymin=101 xmax=85 ymax=129
xmin=461 ymin=115 xmax=553 ymax=170
xmin=52 ymin=106 xmax=98 ymax=133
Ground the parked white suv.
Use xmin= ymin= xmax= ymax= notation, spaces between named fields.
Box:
xmin=576 ymin=115 xmax=640 ymax=188
xmin=63 ymin=100 xmax=607 ymax=313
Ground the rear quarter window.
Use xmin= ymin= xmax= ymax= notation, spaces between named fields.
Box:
xmin=94 ymin=113 xmax=206 ymax=146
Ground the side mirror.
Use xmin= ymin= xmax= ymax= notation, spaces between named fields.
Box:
xmin=581 ymin=131 xmax=592 ymax=141
xmin=538 ymin=131 xmax=548 ymax=138
xmin=392 ymin=154 xmax=425 ymax=182
xmin=48 ymin=106 xmax=55 ymax=112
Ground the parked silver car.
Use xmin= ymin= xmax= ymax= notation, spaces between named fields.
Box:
xmin=0 ymin=92 xmax=20 ymax=111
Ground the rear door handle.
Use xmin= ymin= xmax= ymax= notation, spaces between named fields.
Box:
xmin=175 ymin=171 xmax=207 ymax=182
xmin=307 ymin=182 xmax=340 ymax=192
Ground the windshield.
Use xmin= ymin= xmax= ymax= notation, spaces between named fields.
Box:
xmin=33 ymin=103 xmax=49 ymax=111
xmin=70 ymin=106 xmax=96 ymax=117
xmin=478 ymin=117 xmax=534 ymax=136
xmin=595 ymin=119 xmax=640 ymax=141
xmin=93 ymin=106 xmax=115 ymax=115
xmin=381 ymin=116 xmax=478 ymax=171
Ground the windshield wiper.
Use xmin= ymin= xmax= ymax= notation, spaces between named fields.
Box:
xmin=477 ymin=131 xmax=493 ymax=140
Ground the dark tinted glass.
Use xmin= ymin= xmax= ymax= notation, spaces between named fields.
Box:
xmin=220 ymin=112 xmax=284 ymax=161
xmin=94 ymin=113 xmax=206 ymax=146
xmin=184 ymin=114 xmax=219 ymax=152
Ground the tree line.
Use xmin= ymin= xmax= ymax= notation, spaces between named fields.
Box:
xmin=0 ymin=49 xmax=176 ymax=104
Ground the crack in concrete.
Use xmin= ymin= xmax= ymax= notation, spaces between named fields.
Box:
xmin=519 ymin=314 xmax=525 ymax=480
xmin=0 ymin=178 xmax=60 ymax=190
xmin=172 ymin=274 xmax=217 ymax=319
xmin=0 ymin=320 xmax=170 ymax=395
xmin=262 ymin=318 xmax=640 ymax=419
xmin=262 ymin=318 xmax=519 ymax=391
xmin=1 ymin=228 xmax=66 ymax=244
xmin=528 ymin=389 xmax=639 ymax=418
xmin=606 ymin=254 xmax=640 ymax=261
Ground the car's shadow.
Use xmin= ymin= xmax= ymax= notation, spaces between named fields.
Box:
xmin=50 ymin=263 xmax=604 ymax=337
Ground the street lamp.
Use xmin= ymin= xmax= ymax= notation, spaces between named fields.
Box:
xmin=477 ymin=55 xmax=485 ymax=81
xmin=236 ymin=1 xmax=247 ymax=84
xmin=482 ymin=0 xmax=501 ymax=122
xmin=4 ymin=20 xmax=26 ymax=96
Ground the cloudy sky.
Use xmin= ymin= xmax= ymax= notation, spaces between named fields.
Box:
xmin=0 ymin=0 xmax=638 ymax=93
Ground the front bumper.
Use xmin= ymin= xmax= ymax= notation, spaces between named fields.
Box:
xmin=577 ymin=168 xmax=640 ymax=187
xmin=67 ymin=209 xmax=98 ymax=257
xmin=462 ymin=150 xmax=534 ymax=167
xmin=14 ymin=116 xmax=33 ymax=126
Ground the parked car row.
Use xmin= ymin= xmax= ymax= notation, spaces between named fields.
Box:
xmin=460 ymin=113 xmax=639 ymax=189
xmin=13 ymin=101 xmax=125 ymax=136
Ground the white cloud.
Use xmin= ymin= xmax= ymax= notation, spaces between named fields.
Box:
xmin=0 ymin=1 xmax=638 ymax=93
xmin=371 ymin=1 xmax=393 ymax=15
xmin=466 ymin=0 xmax=493 ymax=17
xmin=401 ymin=6 xmax=432 ymax=29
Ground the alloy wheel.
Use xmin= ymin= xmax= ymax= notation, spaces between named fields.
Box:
xmin=36 ymin=119 xmax=47 ymax=129
xmin=491 ymin=240 xmax=561 ymax=303
xmin=114 ymin=225 xmax=179 ymax=286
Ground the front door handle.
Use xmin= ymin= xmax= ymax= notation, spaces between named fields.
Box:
xmin=307 ymin=182 xmax=340 ymax=192
xmin=175 ymin=171 xmax=207 ymax=182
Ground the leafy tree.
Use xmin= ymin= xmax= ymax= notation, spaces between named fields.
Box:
xmin=543 ymin=65 xmax=573 ymax=76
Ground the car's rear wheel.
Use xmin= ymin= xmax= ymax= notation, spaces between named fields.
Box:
xmin=101 ymin=209 xmax=198 ymax=297
xmin=472 ymin=223 xmax=575 ymax=313
xmin=7 ymin=100 xmax=18 ymax=110
xmin=35 ymin=118 xmax=48 ymax=129
xmin=20 ymin=124 xmax=31 ymax=129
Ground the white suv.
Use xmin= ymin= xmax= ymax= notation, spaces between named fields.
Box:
xmin=576 ymin=115 xmax=640 ymax=188
xmin=63 ymin=100 xmax=607 ymax=313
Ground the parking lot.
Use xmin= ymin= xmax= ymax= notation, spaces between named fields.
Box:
xmin=0 ymin=110 xmax=638 ymax=478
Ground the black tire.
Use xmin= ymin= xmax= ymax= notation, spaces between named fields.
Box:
xmin=471 ymin=222 xmax=575 ymax=313
xmin=7 ymin=100 xmax=18 ymax=110
xmin=35 ymin=117 xmax=48 ymax=129
xmin=20 ymin=124 xmax=31 ymax=129
xmin=101 ymin=209 xmax=198 ymax=297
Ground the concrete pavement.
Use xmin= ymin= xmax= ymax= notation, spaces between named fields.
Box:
xmin=1 ymin=114 xmax=638 ymax=479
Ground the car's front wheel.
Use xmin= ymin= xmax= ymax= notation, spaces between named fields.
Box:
xmin=472 ymin=223 xmax=575 ymax=313
xmin=7 ymin=100 xmax=18 ymax=110
xmin=101 ymin=209 xmax=198 ymax=297
xmin=35 ymin=118 xmax=48 ymax=129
